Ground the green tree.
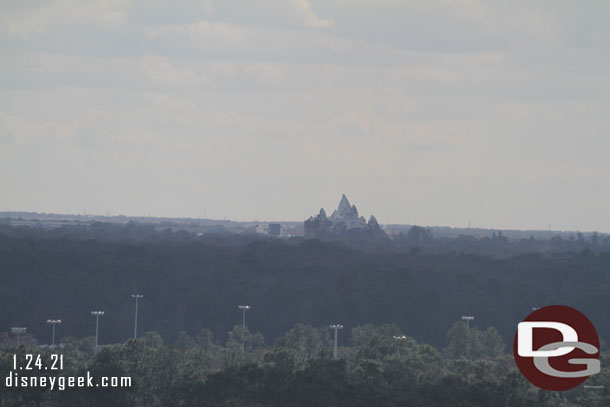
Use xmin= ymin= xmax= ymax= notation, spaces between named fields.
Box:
xmin=445 ymin=322 xmax=505 ymax=359
xmin=275 ymin=323 xmax=331 ymax=359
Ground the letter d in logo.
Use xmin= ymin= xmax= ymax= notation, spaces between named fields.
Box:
xmin=513 ymin=305 xmax=600 ymax=391
xmin=518 ymin=322 xmax=577 ymax=357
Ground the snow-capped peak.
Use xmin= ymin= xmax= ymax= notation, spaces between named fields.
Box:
xmin=304 ymin=194 xmax=388 ymax=239
xmin=330 ymin=194 xmax=366 ymax=228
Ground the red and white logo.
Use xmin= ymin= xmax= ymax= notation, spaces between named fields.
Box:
xmin=513 ymin=305 xmax=600 ymax=391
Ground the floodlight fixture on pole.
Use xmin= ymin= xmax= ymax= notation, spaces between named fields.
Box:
xmin=393 ymin=335 xmax=408 ymax=355
xmin=91 ymin=311 xmax=105 ymax=354
xmin=461 ymin=315 xmax=474 ymax=329
xmin=330 ymin=324 xmax=343 ymax=359
xmin=11 ymin=327 xmax=26 ymax=347
xmin=131 ymin=294 xmax=144 ymax=339
xmin=46 ymin=319 xmax=62 ymax=347
xmin=238 ymin=305 xmax=250 ymax=352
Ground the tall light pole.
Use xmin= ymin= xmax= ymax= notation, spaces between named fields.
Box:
xmin=91 ymin=311 xmax=104 ymax=354
xmin=238 ymin=305 xmax=250 ymax=352
xmin=461 ymin=315 xmax=474 ymax=329
xmin=46 ymin=320 xmax=62 ymax=347
xmin=393 ymin=335 xmax=408 ymax=355
xmin=11 ymin=327 xmax=26 ymax=347
xmin=330 ymin=324 xmax=343 ymax=359
xmin=131 ymin=294 xmax=144 ymax=339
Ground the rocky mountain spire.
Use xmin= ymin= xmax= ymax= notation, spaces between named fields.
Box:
xmin=304 ymin=195 xmax=388 ymax=241
xmin=331 ymin=194 xmax=361 ymax=223
xmin=368 ymin=215 xmax=379 ymax=228
xmin=338 ymin=194 xmax=350 ymax=211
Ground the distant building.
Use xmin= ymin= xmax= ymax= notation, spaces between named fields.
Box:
xmin=268 ymin=223 xmax=281 ymax=237
xmin=304 ymin=194 xmax=387 ymax=241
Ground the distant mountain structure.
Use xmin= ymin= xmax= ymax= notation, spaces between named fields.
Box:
xmin=2 ymin=209 xmax=605 ymax=242
xmin=304 ymin=194 xmax=387 ymax=241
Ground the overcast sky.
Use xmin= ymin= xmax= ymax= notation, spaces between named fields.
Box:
xmin=1 ymin=0 xmax=609 ymax=232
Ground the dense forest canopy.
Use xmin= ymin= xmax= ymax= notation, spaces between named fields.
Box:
xmin=1 ymin=222 xmax=610 ymax=406
xmin=1 ymin=222 xmax=609 ymax=348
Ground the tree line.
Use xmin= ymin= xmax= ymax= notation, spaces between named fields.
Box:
xmin=2 ymin=321 xmax=609 ymax=406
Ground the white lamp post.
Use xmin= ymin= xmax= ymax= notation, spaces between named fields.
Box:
xmin=330 ymin=324 xmax=343 ymax=359
xmin=46 ymin=320 xmax=62 ymax=347
xmin=91 ymin=311 xmax=104 ymax=354
xmin=131 ymin=294 xmax=144 ymax=339
xmin=238 ymin=305 xmax=250 ymax=352
xmin=461 ymin=315 xmax=474 ymax=329
xmin=393 ymin=335 xmax=408 ymax=355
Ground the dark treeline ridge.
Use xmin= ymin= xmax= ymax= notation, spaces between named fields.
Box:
xmin=2 ymin=322 xmax=609 ymax=406
xmin=1 ymin=222 xmax=610 ymax=348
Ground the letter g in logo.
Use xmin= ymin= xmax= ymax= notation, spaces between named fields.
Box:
xmin=513 ymin=305 xmax=600 ymax=391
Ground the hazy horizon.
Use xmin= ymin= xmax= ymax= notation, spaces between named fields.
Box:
xmin=1 ymin=202 xmax=606 ymax=235
xmin=2 ymin=1 xmax=609 ymax=232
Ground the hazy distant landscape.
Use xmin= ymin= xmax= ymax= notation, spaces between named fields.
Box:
xmin=2 ymin=203 xmax=610 ymax=405
xmin=2 ymin=205 xmax=603 ymax=242
xmin=3 ymin=194 xmax=610 ymax=345
xmin=3 ymin=0 xmax=610 ymax=405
